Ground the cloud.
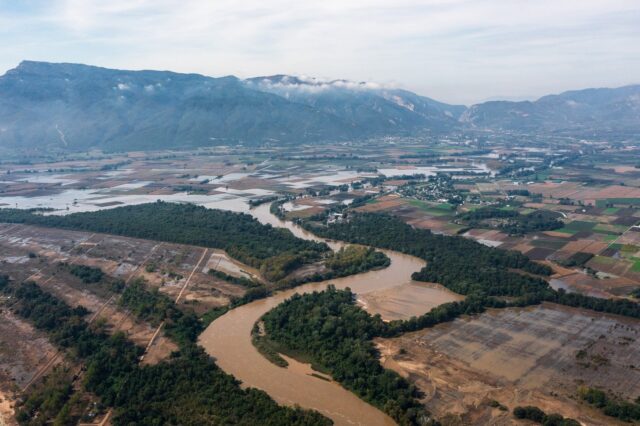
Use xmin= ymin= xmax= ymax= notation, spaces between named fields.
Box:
xmin=247 ymin=76 xmax=388 ymax=94
xmin=0 ymin=0 xmax=638 ymax=103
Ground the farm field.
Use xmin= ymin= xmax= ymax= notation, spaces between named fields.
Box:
xmin=379 ymin=303 xmax=640 ymax=425
xmin=0 ymin=140 xmax=639 ymax=425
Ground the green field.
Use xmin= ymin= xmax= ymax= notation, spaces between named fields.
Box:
xmin=555 ymin=227 xmax=579 ymax=235
xmin=593 ymin=223 xmax=627 ymax=236
xmin=596 ymin=198 xmax=640 ymax=208
xmin=406 ymin=199 xmax=452 ymax=216
xmin=563 ymin=220 xmax=597 ymax=231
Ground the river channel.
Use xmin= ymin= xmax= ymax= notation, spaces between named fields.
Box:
xmin=198 ymin=203 xmax=427 ymax=426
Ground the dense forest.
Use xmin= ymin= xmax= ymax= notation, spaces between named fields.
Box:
xmin=303 ymin=213 xmax=640 ymax=318
xmin=260 ymin=286 xmax=434 ymax=426
xmin=0 ymin=276 xmax=330 ymax=426
xmin=280 ymin=245 xmax=390 ymax=288
xmin=119 ymin=278 xmax=203 ymax=345
xmin=0 ymin=202 xmax=328 ymax=277
xmin=459 ymin=207 xmax=564 ymax=235
xmin=325 ymin=246 xmax=390 ymax=275
xmin=67 ymin=264 xmax=104 ymax=283
xmin=260 ymin=287 xmax=515 ymax=425
xmin=304 ymin=212 xmax=551 ymax=296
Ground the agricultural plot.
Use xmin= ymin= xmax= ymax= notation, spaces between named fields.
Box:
xmin=379 ymin=303 xmax=640 ymax=425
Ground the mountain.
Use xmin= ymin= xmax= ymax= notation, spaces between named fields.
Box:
xmin=461 ymin=85 xmax=640 ymax=136
xmin=0 ymin=61 xmax=637 ymax=154
xmin=0 ymin=61 xmax=460 ymax=153
xmin=0 ymin=61 xmax=359 ymax=152
xmin=244 ymin=75 xmax=465 ymax=134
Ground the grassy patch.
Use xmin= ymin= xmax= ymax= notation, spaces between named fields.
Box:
xmin=435 ymin=202 xmax=455 ymax=211
xmin=603 ymin=235 xmax=619 ymax=242
xmin=530 ymin=239 xmax=568 ymax=250
xmin=252 ymin=328 xmax=288 ymax=368
xmin=593 ymin=223 xmax=628 ymax=235
xmin=555 ymin=227 xmax=579 ymax=235
xmin=564 ymin=220 xmax=597 ymax=231
xmin=590 ymin=255 xmax=617 ymax=266
xmin=406 ymin=199 xmax=451 ymax=216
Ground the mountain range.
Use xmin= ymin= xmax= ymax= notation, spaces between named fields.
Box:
xmin=0 ymin=61 xmax=638 ymax=153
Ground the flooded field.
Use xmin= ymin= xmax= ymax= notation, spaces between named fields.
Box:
xmin=379 ymin=303 xmax=640 ymax=425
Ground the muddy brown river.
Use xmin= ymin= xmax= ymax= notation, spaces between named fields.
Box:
xmin=198 ymin=204 xmax=427 ymax=425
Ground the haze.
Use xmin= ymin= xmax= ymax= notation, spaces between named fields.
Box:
xmin=1 ymin=0 xmax=639 ymax=104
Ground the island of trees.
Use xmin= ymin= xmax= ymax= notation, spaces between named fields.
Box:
xmin=459 ymin=207 xmax=564 ymax=235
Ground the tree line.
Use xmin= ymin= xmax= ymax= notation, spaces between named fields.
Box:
xmin=0 ymin=202 xmax=329 ymax=281
xmin=579 ymin=386 xmax=640 ymax=422
xmin=303 ymin=213 xmax=640 ymax=319
xmin=459 ymin=207 xmax=563 ymax=235
xmin=512 ymin=405 xmax=579 ymax=425
xmin=0 ymin=275 xmax=330 ymax=426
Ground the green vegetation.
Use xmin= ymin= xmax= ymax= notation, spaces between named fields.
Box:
xmin=557 ymin=252 xmax=594 ymax=268
xmin=324 ymin=246 xmax=390 ymax=276
xmin=67 ymin=264 xmax=104 ymax=283
xmin=1 ymin=275 xmax=330 ymax=426
xmin=488 ymin=399 xmax=508 ymax=411
xmin=593 ymin=223 xmax=627 ymax=236
xmin=506 ymin=189 xmax=531 ymax=196
xmin=15 ymin=366 xmax=78 ymax=426
xmin=541 ymin=285 xmax=640 ymax=317
xmin=579 ymin=386 xmax=640 ymax=422
xmin=304 ymin=213 xmax=640 ymax=318
xmin=277 ymin=245 xmax=390 ymax=289
xmin=563 ymin=220 xmax=597 ymax=231
xmin=596 ymin=198 xmax=640 ymax=208
xmin=208 ymin=269 xmax=261 ymax=288
xmin=0 ymin=202 xmax=328 ymax=277
xmin=512 ymin=406 xmax=579 ymax=425
xmin=460 ymin=207 xmax=563 ymax=235
xmin=305 ymin=213 xmax=552 ymax=298
xmin=261 ymin=286 xmax=435 ymax=426
xmin=248 ymin=195 xmax=280 ymax=207
xmin=252 ymin=324 xmax=288 ymax=368
xmin=119 ymin=278 xmax=203 ymax=345
xmin=406 ymin=199 xmax=451 ymax=216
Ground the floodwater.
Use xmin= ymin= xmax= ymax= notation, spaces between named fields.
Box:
xmin=0 ymin=188 xmax=255 ymax=214
xmin=378 ymin=161 xmax=492 ymax=178
xmin=199 ymin=203 xmax=433 ymax=425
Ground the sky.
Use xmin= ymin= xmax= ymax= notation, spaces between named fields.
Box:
xmin=0 ymin=0 xmax=639 ymax=105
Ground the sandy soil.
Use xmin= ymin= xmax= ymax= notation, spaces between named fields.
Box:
xmin=378 ymin=303 xmax=640 ymax=425
xmin=358 ymin=282 xmax=464 ymax=321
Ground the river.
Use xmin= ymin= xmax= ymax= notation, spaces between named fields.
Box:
xmin=198 ymin=204 xmax=427 ymax=425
